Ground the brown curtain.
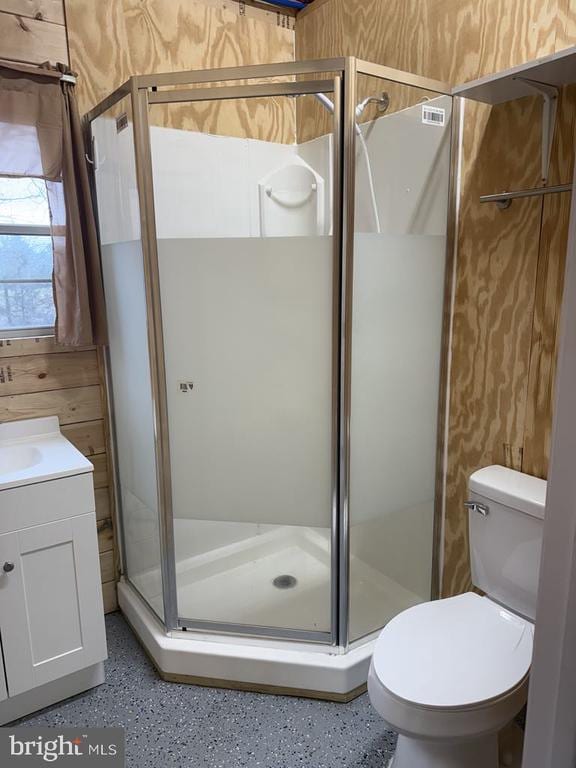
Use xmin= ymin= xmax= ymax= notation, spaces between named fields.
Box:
xmin=0 ymin=63 xmax=107 ymax=346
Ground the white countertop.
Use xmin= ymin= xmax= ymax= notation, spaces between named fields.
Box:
xmin=0 ymin=416 xmax=93 ymax=492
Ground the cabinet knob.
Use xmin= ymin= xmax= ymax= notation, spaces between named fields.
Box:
xmin=2 ymin=561 xmax=14 ymax=573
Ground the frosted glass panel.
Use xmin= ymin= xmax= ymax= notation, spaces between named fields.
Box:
xmin=349 ymin=81 xmax=452 ymax=641
xmin=92 ymin=99 xmax=164 ymax=620
xmin=349 ymin=235 xmax=445 ymax=638
xmin=158 ymin=238 xmax=332 ymax=526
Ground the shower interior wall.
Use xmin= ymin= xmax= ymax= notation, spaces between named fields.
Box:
xmin=93 ymin=83 xmax=451 ymax=639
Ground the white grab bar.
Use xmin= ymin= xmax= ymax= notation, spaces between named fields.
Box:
xmin=265 ymin=183 xmax=317 ymax=208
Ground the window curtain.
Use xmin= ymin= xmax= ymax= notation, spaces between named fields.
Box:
xmin=0 ymin=63 xmax=107 ymax=346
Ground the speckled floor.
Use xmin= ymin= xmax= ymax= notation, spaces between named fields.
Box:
xmin=14 ymin=613 xmax=397 ymax=768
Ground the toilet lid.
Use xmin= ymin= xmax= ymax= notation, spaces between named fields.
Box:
xmin=372 ymin=592 xmax=533 ymax=709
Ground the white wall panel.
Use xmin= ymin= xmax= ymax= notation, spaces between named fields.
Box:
xmin=150 ymin=128 xmax=296 ymax=239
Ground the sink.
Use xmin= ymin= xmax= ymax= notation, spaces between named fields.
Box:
xmin=0 ymin=416 xmax=93 ymax=491
xmin=0 ymin=445 xmax=42 ymax=475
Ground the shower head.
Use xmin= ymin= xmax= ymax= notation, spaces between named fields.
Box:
xmin=312 ymin=91 xmax=390 ymax=121
xmin=355 ymin=92 xmax=390 ymax=118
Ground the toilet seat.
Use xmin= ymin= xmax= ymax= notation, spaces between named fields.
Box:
xmin=371 ymin=592 xmax=533 ymax=710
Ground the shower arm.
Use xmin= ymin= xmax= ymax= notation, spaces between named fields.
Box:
xmin=355 ymin=93 xmax=390 ymax=118
xmin=312 ymin=92 xmax=382 ymax=234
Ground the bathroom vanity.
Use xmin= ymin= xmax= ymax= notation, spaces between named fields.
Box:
xmin=0 ymin=417 xmax=107 ymax=724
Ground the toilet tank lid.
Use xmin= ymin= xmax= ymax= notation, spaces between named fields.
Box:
xmin=470 ymin=465 xmax=546 ymax=520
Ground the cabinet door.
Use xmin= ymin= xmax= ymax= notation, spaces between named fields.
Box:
xmin=0 ymin=514 xmax=107 ymax=697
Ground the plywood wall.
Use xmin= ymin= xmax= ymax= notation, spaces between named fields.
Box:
xmin=65 ymin=0 xmax=296 ymax=142
xmin=297 ymin=0 xmax=563 ymax=86
xmin=296 ymin=0 xmax=576 ymax=595
xmin=521 ymin=85 xmax=576 ymax=477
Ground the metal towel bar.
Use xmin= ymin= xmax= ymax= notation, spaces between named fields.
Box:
xmin=480 ymin=182 xmax=573 ymax=208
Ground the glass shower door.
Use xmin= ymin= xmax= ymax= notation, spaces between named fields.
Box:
xmin=146 ymin=82 xmax=340 ymax=639
xmin=348 ymin=71 xmax=453 ymax=641
xmin=91 ymin=97 xmax=165 ymax=620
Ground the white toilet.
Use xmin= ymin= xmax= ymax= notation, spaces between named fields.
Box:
xmin=368 ymin=465 xmax=546 ymax=768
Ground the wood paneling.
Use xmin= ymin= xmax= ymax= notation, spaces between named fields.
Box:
xmin=91 ymin=453 xmax=108 ymax=489
xmin=0 ymin=9 xmax=67 ymax=65
xmin=95 ymin=487 xmax=111 ymax=522
xmin=101 ymin=580 xmax=118 ymax=614
xmin=0 ymin=351 xmax=99 ymax=396
xmin=65 ymin=0 xmax=295 ymax=142
xmin=0 ymin=0 xmax=65 ymax=24
xmin=99 ymin=550 xmax=115 ymax=583
xmin=0 ymin=337 xmax=94 ymax=357
xmin=97 ymin=517 xmax=114 ymax=553
xmin=98 ymin=511 xmax=116 ymax=612
xmin=61 ymin=419 xmax=106 ymax=456
xmin=0 ymin=384 xmax=102 ymax=424
xmin=296 ymin=0 xmax=576 ymax=596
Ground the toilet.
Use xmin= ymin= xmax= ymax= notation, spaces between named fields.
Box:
xmin=368 ymin=465 xmax=546 ymax=768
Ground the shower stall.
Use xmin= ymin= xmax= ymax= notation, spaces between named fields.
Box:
xmin=87 ymin=58 xmax=457 ymax=698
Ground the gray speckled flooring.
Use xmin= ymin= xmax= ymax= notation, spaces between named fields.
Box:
xmin=14 ymin=613 xmax=396 ymax=768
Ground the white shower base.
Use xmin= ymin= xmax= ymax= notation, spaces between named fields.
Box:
xmin=159 ymin=525 xmax=332 ymax=632
xmin=121 ymin=519 xmax=423 ymax=698
xmin=119 ymin=577 xmax=372 ymax=698
xmin=132 ymin=519 xmax=422 ymax=637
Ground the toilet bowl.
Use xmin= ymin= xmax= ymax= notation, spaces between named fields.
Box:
xmin=368 ymin=466 xmax=546 ymax=768
xmin=368 ymin=593 xmax=531 ymax=767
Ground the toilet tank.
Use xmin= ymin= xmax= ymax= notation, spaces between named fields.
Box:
xmin=468 ymin=465 xmax=546 ymax=621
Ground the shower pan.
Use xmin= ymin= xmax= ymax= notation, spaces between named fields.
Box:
xmin=87 ymin=58 xmax=458 ymax=698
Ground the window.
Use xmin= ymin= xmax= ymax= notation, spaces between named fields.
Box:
xmin=0 ymin=177 xmax=55 ymax=338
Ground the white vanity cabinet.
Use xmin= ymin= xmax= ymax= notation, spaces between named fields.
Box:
xmin=0 ymin=417 xmax=107 ymax=724
xmin=0 ymin=490 xmax=106 ymax=697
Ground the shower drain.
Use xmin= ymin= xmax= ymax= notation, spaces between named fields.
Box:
xmin=272 ymin=574 xmax=298 ymax=590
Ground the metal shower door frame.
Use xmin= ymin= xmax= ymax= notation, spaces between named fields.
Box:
xmin=140 ymin=73 xmax=343 ymax=645
xmin=86 ymin=58 xmax=453 ymax=649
